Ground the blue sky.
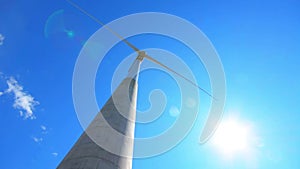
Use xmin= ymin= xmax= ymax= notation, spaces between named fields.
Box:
xmin=0 ymin=0 xmax=300 ymax=168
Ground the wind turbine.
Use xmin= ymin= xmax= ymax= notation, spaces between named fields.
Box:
xmin=58 ymin=1 xmax=215 ymax=169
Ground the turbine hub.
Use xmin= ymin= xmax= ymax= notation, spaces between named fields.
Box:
xmin=137 ymin=51 xmax=146 ymax=61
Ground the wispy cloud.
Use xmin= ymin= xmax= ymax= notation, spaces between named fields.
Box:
xmin=5 ymin=77 xmax=39 ymax=119
xmin=0 ymin=91 xmax=3 ymax=96
xmin=32 ymin=137 xmax=43 ymax=143
xmin=0 ymin=34 xmax=4 ymax=45
xmin=52 ymin=152 xmax=58 ymax=157
xmin=41 ymin=125 xmax=48 ymax=134
xmin=41 ymin=125 xmax=47 ymax=131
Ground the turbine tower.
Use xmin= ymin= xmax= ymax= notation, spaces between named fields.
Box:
xmin=57 ymin=52 xmax=143 ymax=169
xmin=58 ymin=1 xmax=214 ymax=169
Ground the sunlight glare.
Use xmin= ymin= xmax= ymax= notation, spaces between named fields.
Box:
xmin=212 ymin=118 xmax=250 ymax=155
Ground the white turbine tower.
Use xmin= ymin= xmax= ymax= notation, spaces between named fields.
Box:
xmin=58 ymin=1 xmax=215 ymax=169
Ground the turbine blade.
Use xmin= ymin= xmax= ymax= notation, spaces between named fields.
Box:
xmin=144 ymin=55 xmax=216 ymax=100
xmin=66 ymin=0 xmax=140 ymax=52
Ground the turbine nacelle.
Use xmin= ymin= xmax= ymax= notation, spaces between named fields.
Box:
xmin=137 ymin=51 xmax=146 ymax=61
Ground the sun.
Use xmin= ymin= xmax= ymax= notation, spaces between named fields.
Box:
xmin=212 ymin=118 xmax=251 ymax=156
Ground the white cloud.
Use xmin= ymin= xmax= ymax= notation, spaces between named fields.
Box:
xmin=0 ymin=34 xmax=4 ymax=45
xmin=5 ymin=77 xmax=39 ymax=119
xmin=0 ymin=91 xmax=3 ymax=96
xmin=32 ymin=137 xmax=43 ymax=143
xmin=52 ymin=152 xmax=58 ymax=157
xmin=41 ymin=125 xmax=48 ymax=134
xmin=41 ymin=125 xmax=46 ymax=131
